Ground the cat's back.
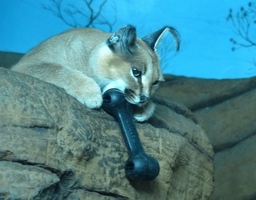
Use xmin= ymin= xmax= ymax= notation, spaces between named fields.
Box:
xmin=53 ymin=28 xmax=111 ymax=47
xmin=13 ymin=28 xmax=111 ymax=69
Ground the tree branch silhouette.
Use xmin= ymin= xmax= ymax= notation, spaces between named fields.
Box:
xmin=42 ymin=0 xmax=116 ymax=31
xmin=227 ymin=1 xmax=256 ymax=51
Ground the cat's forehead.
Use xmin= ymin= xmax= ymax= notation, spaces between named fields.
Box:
xmin=127 ymin=40 xmax=159 ymax=68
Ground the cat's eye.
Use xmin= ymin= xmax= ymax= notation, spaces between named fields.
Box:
xmin=132 ymin=68 xmax=142 ymax=78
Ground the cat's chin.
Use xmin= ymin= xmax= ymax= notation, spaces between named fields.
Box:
xmin=126 ymin=98 xmax=147 ymax=107
xmin=136 ymin=102 xmax=147 ymax=107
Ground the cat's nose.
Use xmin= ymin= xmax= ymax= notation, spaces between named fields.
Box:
xmin=140 ymin=95 xmax=148 ymax=103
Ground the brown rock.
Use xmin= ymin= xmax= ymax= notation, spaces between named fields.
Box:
xmin=157 ymin=74 xmax=256 ymax=151
xmin=211 ymin=135 xmax=256 ymax=200
xmin=0 ymin=161 xmax=59 ymax=199
xmin=156 ymin=74 xmax=256 ymax=200
xmin=157 ymin=75 xmax=256 ymax=112
xmin=0 ymin=68 xmax=214 ymax=199
xmin=194 ymin=88 xmax=256 ymax=152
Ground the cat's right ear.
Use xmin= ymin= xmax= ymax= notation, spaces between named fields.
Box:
xmin=107 ymin=25 xmax=137 ymax=55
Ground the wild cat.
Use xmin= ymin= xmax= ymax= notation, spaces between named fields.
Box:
xmin=12 ymin=25 xmax=180 ymax=121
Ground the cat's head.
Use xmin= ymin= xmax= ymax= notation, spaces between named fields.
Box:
xmin=95 ymin=25 xmax=180 ymax=107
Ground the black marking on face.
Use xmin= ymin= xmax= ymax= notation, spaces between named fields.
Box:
xmin=131 ymin=67 xmax=142 ymax=87
xmin=124 ymin=88 xmax=136 ymax=103
xmin=152 ymin=80 xmax=159 ymax=86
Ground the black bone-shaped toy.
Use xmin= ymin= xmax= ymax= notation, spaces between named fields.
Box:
xmin=102 ymin=88 xmax=160 ymax=181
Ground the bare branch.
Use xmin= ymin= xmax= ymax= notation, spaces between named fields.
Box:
xmin=93 ymin=2 xmax=117 ymax=32
xmin=42 ymin=0 xmax=116 ymax=31
xmin=227 ymin=1 xmax=256 ymax=51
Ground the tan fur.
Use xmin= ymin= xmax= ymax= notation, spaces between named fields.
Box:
xmin=12 ymin=26 xmax=168 ymax=121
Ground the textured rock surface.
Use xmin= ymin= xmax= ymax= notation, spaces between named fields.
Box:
xmin=213 ymin=135 xmax=256 ymax=200
xmin=156 ymin=74 xmax=256 ymax=200
xmin=0 ymin=68 xmax=214 ymax=200
xmin=2 ymin=50 xmax=255 ymax=199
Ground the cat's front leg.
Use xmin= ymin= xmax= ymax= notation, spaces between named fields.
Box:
xmin=13 ymin=63 xmax=103 ymax=109
xmin=133 ymin=101 xmax=156 ymax=122
xmin=63 ymin=72 xmax=103 ymax=109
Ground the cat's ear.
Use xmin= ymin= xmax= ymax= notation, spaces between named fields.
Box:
xmin=107 ymin=25 xmax=137 ymax=55
xmin=142 ymin=26 xmax=180 ymax=52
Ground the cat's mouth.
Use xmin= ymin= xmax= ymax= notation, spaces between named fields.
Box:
xmin=124 ymin=88 xmax=148 ymax=107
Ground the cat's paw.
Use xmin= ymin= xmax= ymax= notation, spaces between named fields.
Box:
xmin=133 ymin=101 xmax=156 ymax=122
xmin=76 ymin=90 xmax=103 ymax=109
xmin=64 ymin=74 xmax=103 ymax=109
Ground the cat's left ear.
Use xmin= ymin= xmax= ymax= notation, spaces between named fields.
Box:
xmin=142 ymin=26 xmax=180 ymax=52
xmin=107 ymin=25 xmax=137 ymax=55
